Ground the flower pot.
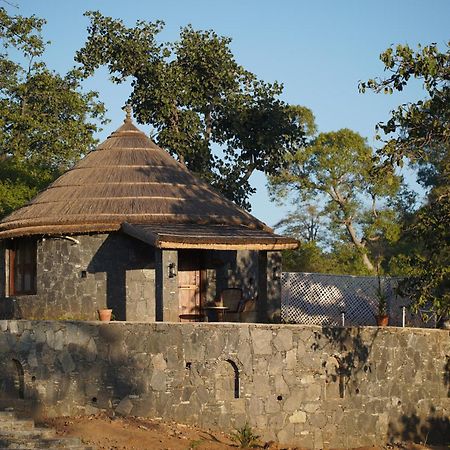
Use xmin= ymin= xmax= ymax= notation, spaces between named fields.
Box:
xmin=98 ymin=309 xmax=112 ymax=322
xmin=376 ymin=314 xmax=389 ymax=326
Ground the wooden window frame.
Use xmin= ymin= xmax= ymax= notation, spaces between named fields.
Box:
xmin=9 ymin=239 xmax=37 ymax=296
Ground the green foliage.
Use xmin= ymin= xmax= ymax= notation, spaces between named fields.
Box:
xmin=390 ymin=197 xmax=450 ymax=320
xmin=230 ymin=423 xmax=260 ymax=448
xmin=362 ymin=42 xmax=449 ymax=317
xmin=75 ymin=12 xmax=309 ymax=209
xmin=282 ymin=242 xmax=331 ymax=273
xmin=375 ymin=273 xmax=388 ymax=316
xmin=282 ymin=242 xmax=376 ymax=276
xmin=270 ymin=128 xmax=401 ymax=273
xmin=0 ymin=6 xmax=107 ymax=218
xmin=359 ymin=43 xmax=449 ymax=179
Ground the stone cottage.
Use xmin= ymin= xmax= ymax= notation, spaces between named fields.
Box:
xmin=0 ymin=112 xmax=297 ymax=322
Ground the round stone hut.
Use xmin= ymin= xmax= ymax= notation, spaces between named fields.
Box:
xmin=0 ymin=113 xmax=297 ymax=322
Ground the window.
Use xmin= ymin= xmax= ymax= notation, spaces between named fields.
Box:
xmin=9 ymin=239 xmax=37 ymax=295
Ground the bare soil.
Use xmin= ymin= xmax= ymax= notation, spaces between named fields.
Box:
xmin=39 ymin=414 xmax=446 ymax=450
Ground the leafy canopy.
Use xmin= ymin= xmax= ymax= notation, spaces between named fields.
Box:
xmin=359 ymin=42 xmax=449 ymax=191
xmin=361 ymin=42 xmax=449 ymax=318
xmin=270 ymin=128 xmax=401 ymax=273
xmin=0 ymin=6 xmax=107 ymax=218
xmin=75 ymin=12 xmax=310 ymax=209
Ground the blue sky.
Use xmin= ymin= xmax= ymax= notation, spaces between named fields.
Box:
xmin=13 ymin=0 xmax=450 ymax=226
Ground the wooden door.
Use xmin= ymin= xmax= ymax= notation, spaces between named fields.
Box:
xmin=178 ymin=269 xmax=201 ymax=318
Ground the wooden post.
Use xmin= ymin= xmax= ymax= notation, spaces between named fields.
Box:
xmin=267 ymin=251 xmax=282 ymax=323
xmin=155 ymin=249 xmax=178 ymax=322
xmin=257 ymin=251 xmax=268 ymax=323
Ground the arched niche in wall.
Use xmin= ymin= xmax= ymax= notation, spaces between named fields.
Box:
xmin=0 ymin=358 xmax=25 ymax=400
xmin=215 ymin=359 xmax=240 ymax=401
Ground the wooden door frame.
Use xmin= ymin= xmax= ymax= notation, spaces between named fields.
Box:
xmin=177 ymin=250 xmax=208 ymax=318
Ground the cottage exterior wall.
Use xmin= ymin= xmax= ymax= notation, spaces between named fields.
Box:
xmin=0 ymin=321 xmax=448 ymax=448
xmin=0 ymin=233 xmax=155 ymax=321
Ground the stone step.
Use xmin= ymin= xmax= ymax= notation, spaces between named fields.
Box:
xmin=0 ymin=413 xmax=16 ymax=422
xmin=0 ymin=401 xmax=36 ymax=420
xmin=0 ymin=429 xmax=56 ymax=440
xmin=0 ymin=446 xmax=93 ymax=450
xmin=0 ymin=408 xmax=94 ymax=450
xmin=0 ymin=447 xmax=93 ymax=450
xmin=0 ymin=420 xmax=35 ymax=432
xmin=0 ymin=437 xmax=86 ymax=450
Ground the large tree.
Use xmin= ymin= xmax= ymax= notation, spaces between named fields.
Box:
xmin=75 ymin=12 xmax=310 ymax=209
xmin=0 ymin=6 xmax=106 ymax=218
xmin=269 ymin=128 xmax=401 ymax=273
xmin=360 ymin=42 xmax=450 ymax=319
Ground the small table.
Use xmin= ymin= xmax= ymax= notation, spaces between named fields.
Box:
xmin=203 ymin=306 xmax=229 ymax=322
xmin=179 ymin=314 xmax=206 ymax=323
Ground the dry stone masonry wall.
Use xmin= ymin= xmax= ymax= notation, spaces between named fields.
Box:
xmin=0 ymin=321 xmax=449 ymax=448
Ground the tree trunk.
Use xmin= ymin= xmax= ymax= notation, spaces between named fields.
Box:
xmin=345 ymin=222 xmax=375 ymax=272
xmin=204 ymin=107 xmax=212 ymax=143
xmin=330 ymin=185 xmax=376 ymax=273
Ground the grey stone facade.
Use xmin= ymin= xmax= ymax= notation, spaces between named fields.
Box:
xmin=0 ymin=234 xmax=281 ymax=322
xmin=0 ymin=321 xmax=448 ymax=448
xmin=0 ymin=233 xmax=155 ymax=321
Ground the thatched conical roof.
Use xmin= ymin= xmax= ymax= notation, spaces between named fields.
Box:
xmin=0 ymin=114 xmax=297 ymax=250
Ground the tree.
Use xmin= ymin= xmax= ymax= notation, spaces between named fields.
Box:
xmin=269 ymin=129 xmax=401 ymax=273
xmin=359 ymin=42 xmax=449 ymax=188
xmin=75 ymin=12 xmax=310 ymax=209
xmin=274 ymin=204 xmax=325 ymax=243
xmin=361 ymin=42 xmax=450 ymax=318
xmin=0 ymin=6 xmax=106 ymax=218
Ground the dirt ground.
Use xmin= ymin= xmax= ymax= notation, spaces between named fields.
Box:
xmin=40 ymin=414 xmax=446 ymax=450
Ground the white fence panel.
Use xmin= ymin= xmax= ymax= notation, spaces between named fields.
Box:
xmin=281 ymin=272 xmax=433 ymax=327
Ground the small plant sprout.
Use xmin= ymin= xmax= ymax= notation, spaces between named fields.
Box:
xmin=230 ymin=422 xmax=260 ymax=448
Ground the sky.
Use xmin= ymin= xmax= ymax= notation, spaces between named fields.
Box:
xmin=10 ymin=0 xmax=450 ymax=227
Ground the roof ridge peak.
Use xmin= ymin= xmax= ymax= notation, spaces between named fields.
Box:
xmin=123 ymin=104 xmax=132 ymax=123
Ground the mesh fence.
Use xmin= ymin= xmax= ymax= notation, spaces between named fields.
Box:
xmin=281 ymin=272 xmax=434 ymax=327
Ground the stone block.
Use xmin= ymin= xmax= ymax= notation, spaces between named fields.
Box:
xmin=253 ymin=374 xmax=271 ymax=397
xmin=273 ymin=329 xmax=293 ymax=352
xmin=45 ymin=329 xmax=55 ymax=349
xmin=251 ymin=328 xmax=273 ymax=355
xmin=265 ymin=396 xmax=281 ymax=414
xmin=0 ymin=320 xmax=7 ymax=332
xmin=86 ymin=337 xmax=97 ymax=362
xmin=283 ymin=389 xmax=305 ymax=413
xmin=304 ymin=383 xmax=322 ymax=401
xmin=150 ymin=371 xmax=167 ymax=392
xmin=308 ymin=412 xmax=327 ymax=428
xmin=27 ymin=349 xmax=38 ymax=368
xmin=18 ymin=330 xmax=33 ymax=352
xmin=313 ymin=429 xmax=324 ymax=449
xmin=151 ymin=353 xmax=167 ymax=371
xmin=131 ymin=352 xmax=149 ymax=370
xmin=285 ymin=348 xmax=297 ymax=369
xmin=115 ymin=396 xmax=134 ymax=416
xmin=248 ymin=396 xmax=265 ymax=418
xmin=289 ymin=410 xmax=306 ymax=424
xmin=53 ymin=330 xmax=65 ymax=352
xmin=274 ymin=374 xmax=290 ymax=394
xmin=268 ymin=352 xmax=284 ymax=375
xmin=8 ymin=321 xmax=18 ymax=334
xmin=58 ymin=350 xmax=76 ymax=373
xmin=277 ymin=423 xmax=296 ymax=445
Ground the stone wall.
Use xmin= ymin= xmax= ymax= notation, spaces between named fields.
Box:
xmin=0 ymin=233 xmax=155 ymax=321
xmin=0 ymin=321 xmax=448 ymax=448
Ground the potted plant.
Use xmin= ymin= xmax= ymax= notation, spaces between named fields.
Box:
xmin=98 ymin=308 xmax=113 ymax=322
